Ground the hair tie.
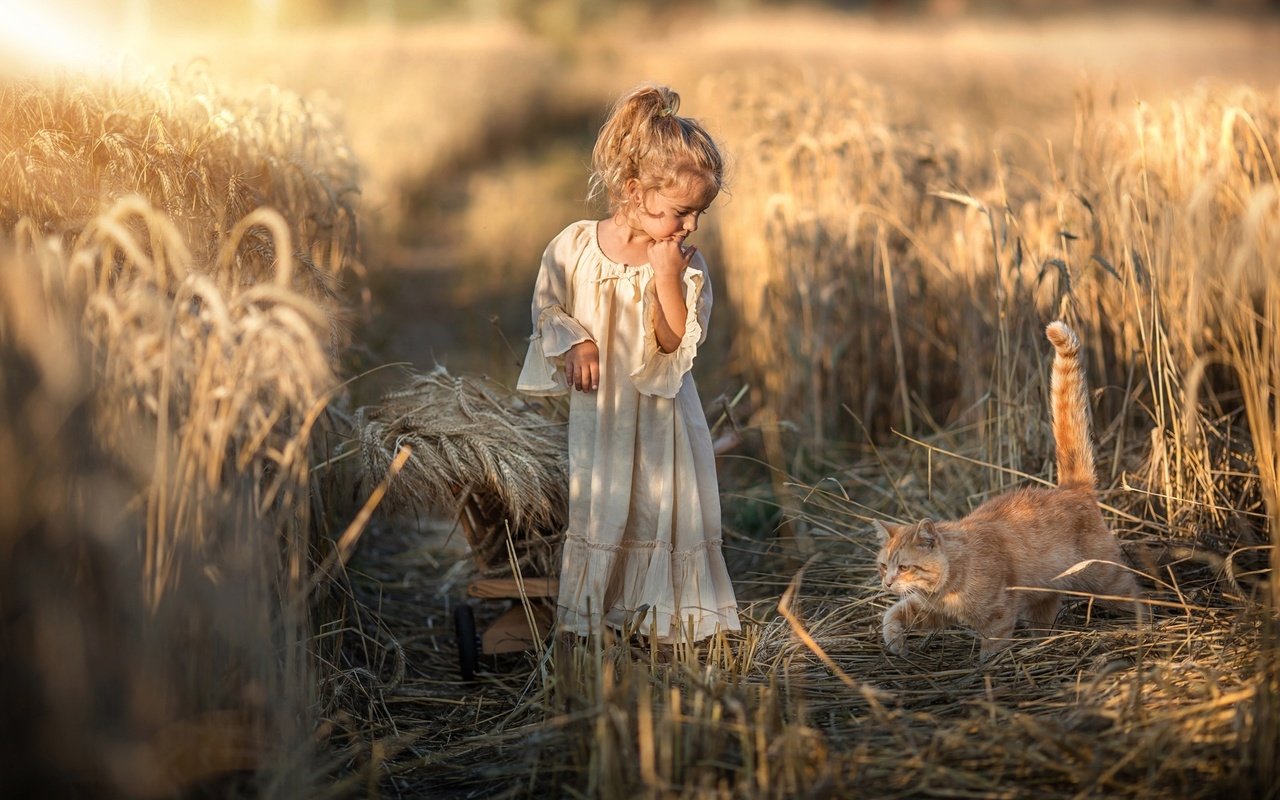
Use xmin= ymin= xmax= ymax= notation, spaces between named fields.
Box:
xmin=658 ymin=105 xmax=674 ymax=118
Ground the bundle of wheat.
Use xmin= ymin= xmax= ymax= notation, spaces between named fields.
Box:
xmin=350 ymin=367 xmax=569 ymax=578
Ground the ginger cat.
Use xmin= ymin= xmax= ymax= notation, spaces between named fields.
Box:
xmin=874 ymin=322 xmax=1143 ymax=661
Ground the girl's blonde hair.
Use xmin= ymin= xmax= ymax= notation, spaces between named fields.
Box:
xmin=589 ymin=83 xmax=724 ymax=214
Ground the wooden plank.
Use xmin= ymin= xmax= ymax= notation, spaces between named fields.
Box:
xmin=481 ymin=603 xmax=555 ymax=655
xmin=467 ymin=576 xmax=559 ymax=599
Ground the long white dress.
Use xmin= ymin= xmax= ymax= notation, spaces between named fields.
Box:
xmin=517 ymin=220 xmax=741 ymax=642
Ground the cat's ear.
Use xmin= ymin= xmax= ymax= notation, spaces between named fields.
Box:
xmin=872 ymin=520 xmax=892 ymax=544
xmin=915 ymin=518 xmax=938 ymax=550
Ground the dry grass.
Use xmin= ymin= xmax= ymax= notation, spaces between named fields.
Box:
xmin=326 ymin=373 xmax=1275 ymax=796
xmin=336 ymin=469 xmax=1271 ymax=798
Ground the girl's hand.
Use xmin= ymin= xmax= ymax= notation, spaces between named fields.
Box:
xmin=647 ymin=237 xmax=696 ymax=280
xmin=563 ymin=340 xmax=600 ymax=392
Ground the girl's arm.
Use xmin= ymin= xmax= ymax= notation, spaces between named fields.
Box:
xmin=647 ymin=238 xmax=696 ymax=353
xmin=629 ymin=245 xmax=711 ymax=399
xmin=517 ymin=225 xmax=594 ymax=395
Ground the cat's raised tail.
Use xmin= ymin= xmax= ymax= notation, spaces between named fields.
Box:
xmin=1045 ymin=321 xmax=1095 ymax=490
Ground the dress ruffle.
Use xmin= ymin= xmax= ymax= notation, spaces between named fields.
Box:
xmin=630 ymin=268 xmax=706 ymax=399
xmin=516 ymin=304 xmax=594 ymax=396
xmin=556 ymin=532 xmax=742 ymax=643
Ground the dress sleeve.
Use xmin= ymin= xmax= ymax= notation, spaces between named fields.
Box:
xmin=517 ymin=225 xmax=594 ymax=396
xmin=630 ymin=252 xmax=712 ymax=399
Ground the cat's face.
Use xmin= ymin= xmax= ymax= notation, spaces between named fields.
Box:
xmin=874 ymin=519 xmax=947 ymax=596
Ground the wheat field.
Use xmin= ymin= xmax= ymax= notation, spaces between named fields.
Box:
xmin=1 ymin=5 xmax=1278 ymax=799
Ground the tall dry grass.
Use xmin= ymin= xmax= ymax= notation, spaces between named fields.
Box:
xmin=0 ymin=207 xmax=334 ymax=796
xmin=0 ymin=68 xmax=359 ymax=345
xmin=700 ymin=73 xmax=1277 ymax=543
xmin=144 ymin=22 xmax=562 ymax=237
xmin=0 ymin=70 xmax=361 ymax=796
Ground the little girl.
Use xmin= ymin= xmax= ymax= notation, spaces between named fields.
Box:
xmin=517 ymin=83 xmax=741 ymax=643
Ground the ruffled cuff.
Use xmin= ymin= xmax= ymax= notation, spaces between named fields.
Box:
xmin=516 ymin=305 xmax=593 ymax=396
xmin=630 ymin=269 xmax=704 ymax=399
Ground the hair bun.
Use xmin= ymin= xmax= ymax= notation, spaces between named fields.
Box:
xmin=653 ymin=88 xmax=680 ymax=119
xmin=588 ymin=83 xmax=722 ymax=213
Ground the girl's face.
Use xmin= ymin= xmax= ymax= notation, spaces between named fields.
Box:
xmin=626 ymin=175 xmax=717 ymax=244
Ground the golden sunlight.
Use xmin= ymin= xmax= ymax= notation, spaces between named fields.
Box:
xmin=0 ymin=0 xmax=118 ymax=73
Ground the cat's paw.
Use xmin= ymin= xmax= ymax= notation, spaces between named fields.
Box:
xmin=882 ymin=619 xmax=909 ymax=656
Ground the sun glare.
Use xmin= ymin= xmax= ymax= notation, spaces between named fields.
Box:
xmin=0 ymin=0 xmax=117 ymax=73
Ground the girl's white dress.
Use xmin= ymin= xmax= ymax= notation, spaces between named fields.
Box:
xmin=517 ymin=220 xmax=741 ymax=642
